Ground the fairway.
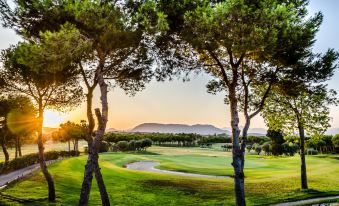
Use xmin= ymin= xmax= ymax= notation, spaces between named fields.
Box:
xmin=0 ymin=146 xmax=338 ymax=206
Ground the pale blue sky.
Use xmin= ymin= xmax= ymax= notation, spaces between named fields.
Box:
xmin=0 ymin=0 xmax=338 ymax=129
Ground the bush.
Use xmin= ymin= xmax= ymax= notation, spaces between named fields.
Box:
xmin=141 ymin=138 xmax=152 ymax=150
xmin=333 ymin=134 xmax=339 ymax=148
xmin=262 ymin=142 xmax=272 ymax=155
xmin=221 ymin=143 xmax=232 ymax=151
xmin=255 ymin=145 xmax=262 ymax=155
xmin=306 ymin=148 xmax=319 ymax=155
xmin=252 ymin=143 xmax=261 ymax=155
xmin=247 ymin=136 xmax=270 ymax=145
xmin=0 ymin=150 xmax=79 ymax=175
xmin=246 ymin=144 xmax=252 ymax=153
xmin=116 ymin=141 xmax=129 ymax=151
xmin=281 ymin=142 xmax=299 ymax=156
xmin=98 ymin=141 xmax=110 ymax=153
xmin=128 ymin=140 xmax=136 ymax=151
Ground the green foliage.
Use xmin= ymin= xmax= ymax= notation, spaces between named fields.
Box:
xmin=263 ymin=86 xmax=338 ymax=137
xmin=221 ymin=143 xmax=232 ymax=151
xmin=116 ymin=141 xmax=129 ymax=152
xmin=246 ymin=144 xmax=252 ymax=153
xmin=255 ymin=145 xmax=262 ymax=155
xmin=281 ymin=142 xmax=299 ymax=156
xmin=0 ymin=150 xmax=79 ymax=174
xmin=306 ymin=148 xmax=319 ymax=155
xmin=333 ymin=135 xmax=339 ymax=148
xmin=52 ymin=121 xmax=86 ymax=143
xmin=262 ymin=142 xmax=272 ymax=155
xmin=267 ymin=129 xmax=284 ymax=156
xmin=105 ymin=132 xmax=201 ymax=147
xmin=247 ymin=136 xmax=270 ymax=145
xmin=114 ymin=138 xmax=153 ymax=152
xmin=98 ymin=141 xmax=110 ymax=153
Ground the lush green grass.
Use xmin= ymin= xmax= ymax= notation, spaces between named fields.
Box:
xmin=0 ymin=146 xmax=338 ymax=205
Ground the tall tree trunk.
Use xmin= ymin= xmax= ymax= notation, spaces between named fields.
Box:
xmin=79 ymin=68 xmax=110 ymax=206
xmin=1 ymin=141 xmax=9 ymax=164
xmin=37 ymin=103 xmax=56 ymax=201
xmin=298 ymin=124 xmax=308 ymax=189
xmin=229 ymin=86 xmax=246 ymax=206
xmin=68 ymin=140 xmax=71 ymax=153
xmin=15 ymin=136 xmax=18 ymax=159
xmin=79 ymin=87 xmax=95 ymax=206
xmin=18 ymin=136 xmax=22 ymax=157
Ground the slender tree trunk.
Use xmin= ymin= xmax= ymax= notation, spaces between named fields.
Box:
xmin=18 ymin=136 xmax=22 ymax=157
xmin=229 ymin=86 xmax=246 ymax=206
xmin=79 ymin=86 xmax=95 ymax=206
xmin=15 ymin=136 xmax=18 ymax=159
xmin=298 ymin=124 xmax=308 ymax=189
xmin=79 ymin=67 xmax=109 ymax=206
xmin=68 ymin=140 xmax=71 ymax=153
xmin=1 ymin=141 xmax=9 ymax=164
xmin=37 ymin=104 xmax=56 ymax=201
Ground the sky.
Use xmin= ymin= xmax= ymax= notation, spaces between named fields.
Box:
xmin=0 ymin=0 xmax=339 ymax=130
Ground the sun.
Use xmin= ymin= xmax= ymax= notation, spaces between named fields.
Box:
xmin=43 ymin=110 xmax=66 ymax=128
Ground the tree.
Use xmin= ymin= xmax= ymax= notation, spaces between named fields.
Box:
xmin=1 ymin=1 xmax=154 ymax=204
xmin=263 ymin=85 xmax=338 ymax=189
xmin=149 ymin=1 xmax=323 ymax=205
xmin=0 ymin=95 xmax=36 ymax=163
xmin=266 ymin=129 xmax=284 ymax=156
xmin=0 ymin=31 xmax=83 ymax=200
xmin=52 ymin=121 xmax=86 ymax=152
xmin=332 ymin=134 xmax=339 ymax=148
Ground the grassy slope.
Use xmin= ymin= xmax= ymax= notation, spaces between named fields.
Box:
xmin=0 ymin=146 xmax=338 ymax=206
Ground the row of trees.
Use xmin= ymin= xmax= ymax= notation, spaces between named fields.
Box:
xmin=104 ymin=132 xmax=232 ymax=146
xmin=113 ymin=139 xmax=152 ymax=152
xmin=0 ymin=1 xmax=338 ymax=205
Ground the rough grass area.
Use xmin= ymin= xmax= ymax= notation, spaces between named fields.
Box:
xmin=0 ymin=146 xmax=338 ymax=205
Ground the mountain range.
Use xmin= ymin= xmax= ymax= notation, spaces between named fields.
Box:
xmin=105 ymin=123 xmax=267 ymax=136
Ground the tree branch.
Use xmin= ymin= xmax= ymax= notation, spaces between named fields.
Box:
xmin=207 ymin=48 xmax=230 ymax=87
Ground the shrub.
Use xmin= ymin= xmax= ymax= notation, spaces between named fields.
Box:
xmin=262 ymin=142 xmax=272 ymax=155
xmin=252 ymin=143 xmax=261 ymax=154
xmin=282 ymin=142 xmax=299 ymax=156
xmin=306 ymin=148 xmax=319 ymax=155
xmin=128 ymin=140 xmax=136 ymax=151
xmin=221 ymin=143 xmax=232 ymax=151
xmin=116 ymin=141 xmax=129 ymax=151
xmin=247 ymin=136 xmax=270 ymax=145
xmin=98 ymin=141 xmax=110 ymax=153
xmin=332 ymin=134 xmax=339 ymax=148
xmin=141 ymin=138 xmax=152 ymax=150
xmin=246 ymin=144 xmax=252 ymax=153
xmin=0 ymin=150 xmax=79 ymax=175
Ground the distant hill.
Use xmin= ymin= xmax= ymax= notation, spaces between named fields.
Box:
xmin=131 ymin=123 xmax=230 ymax=135
xmin=325 ymin=128 xmax=339 ymax=135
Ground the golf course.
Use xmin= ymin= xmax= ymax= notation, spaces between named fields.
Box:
xmin=0 ymin=146 xmax=338 ymax=206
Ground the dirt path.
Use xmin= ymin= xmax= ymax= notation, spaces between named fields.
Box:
xmin=126 ymin=161 xmax=229 ymax=179
xmin=0 ymin=160 xmax=58 ymax=189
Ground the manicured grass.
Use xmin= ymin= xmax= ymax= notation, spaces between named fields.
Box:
xmin=0 ymin=146 xmax=338 ymax=205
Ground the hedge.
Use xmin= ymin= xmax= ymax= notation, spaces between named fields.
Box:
xmin=0 ymin=150 xmax=79 ymax=175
